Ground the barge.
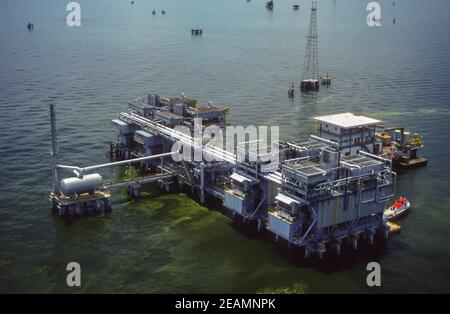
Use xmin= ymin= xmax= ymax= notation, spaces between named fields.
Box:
xmin=376 ymin=128 xmax=427 ymax=169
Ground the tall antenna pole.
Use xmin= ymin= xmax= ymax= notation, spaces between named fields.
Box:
xmin=49 ymin=104 xmax=60 ymax=194
xmin=301 ymin=1 xmax=319 ymax=91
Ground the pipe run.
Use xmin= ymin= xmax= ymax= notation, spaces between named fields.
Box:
xmin=359 ymin=150 xmax=392 ymax=168
xmin=309 ymin=135 xmax=339 ymax=148
xmin=58 ymin=151 xmax=177 ymax=176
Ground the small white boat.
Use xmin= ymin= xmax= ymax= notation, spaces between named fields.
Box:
xmin=384 ymin=197 xmax=410 ymax=221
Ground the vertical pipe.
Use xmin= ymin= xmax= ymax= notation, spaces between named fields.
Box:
xmin=49 ymin=104 xmax=60 ymax=194
xmin=350 ymin=128 xmax=353 ymax=154
xmin=200 ymin=162 xmax=205 ymax=203
xmin=372 ymin=125 xmax=376 ymax=151
xmin=161 ymin=137 xmax=165 ymax=172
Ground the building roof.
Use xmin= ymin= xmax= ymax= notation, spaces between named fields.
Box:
xmin=230 ymin=172 xmax=252 ymax=183
xmin=313 ymin=112 xmax=381 ymax=129
xmin=111 ymin=119 xmax=127 ymax=126
xmin=275 ymin=193 xmax=300 ymax=205
xmin=135 ymin=130 xmax=152 ymax=137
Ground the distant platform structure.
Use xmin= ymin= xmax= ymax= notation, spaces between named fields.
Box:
xmin=300 ymin=79 xmax=319 ymax=91
xmin=321 ymin=73 xmax=331 ymax=85
xmin=300 ymin=1 xmax=320 ymax=92
xmin=191 ymin=28 xmax=203 ymax=36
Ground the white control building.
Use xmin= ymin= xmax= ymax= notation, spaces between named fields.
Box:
xmin=314 ymin=113 xmax=381 ymax=156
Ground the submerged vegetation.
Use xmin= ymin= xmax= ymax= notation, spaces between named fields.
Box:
xmin=258 ymin=284 xmax=307 ymax=294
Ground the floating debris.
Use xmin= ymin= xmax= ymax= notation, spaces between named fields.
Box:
xmin=27 ymin=22 xmax=34 ymax=30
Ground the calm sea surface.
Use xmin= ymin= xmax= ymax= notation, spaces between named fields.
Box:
xmin=1 ymin=0 xmax=450 ymax=293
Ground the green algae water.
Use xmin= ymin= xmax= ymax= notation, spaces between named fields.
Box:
xmin=1 ymin=0 xmax=450 ymax=293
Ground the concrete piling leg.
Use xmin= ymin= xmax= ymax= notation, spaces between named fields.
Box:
xmin=75 ymin=203 xmax=81 ymax=216
xmin=104 ymin=198 xmax=111 ymax=212
xmin=368 ymin=231 xmax=374 ymax=245
xmin=383 ymin=228 xmax=389 ymax=240
xmin=68 ymin=205 xmax=74 ymax=216
xmin=351 ymin=237 xmax=358 ymax=250
xmin=336 ymin=242 xmax=341 ymax=255
xmin=133 ymin=186 xmax=140 ymax=198
xmin=95 ymin=200 xmax=100 ymax=213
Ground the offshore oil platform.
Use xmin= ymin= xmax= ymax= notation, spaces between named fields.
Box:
xmin=46 ymin=93 xmax=429 ymax=259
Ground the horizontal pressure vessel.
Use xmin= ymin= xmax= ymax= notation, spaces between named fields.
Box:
xmin=60 ymin=173 xmax=103 ymax=195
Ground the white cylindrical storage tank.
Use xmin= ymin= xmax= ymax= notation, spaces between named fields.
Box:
xmin=60 ymin=173 xmax=103 ymax=196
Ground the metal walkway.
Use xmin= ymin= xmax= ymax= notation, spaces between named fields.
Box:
xmin=119 ymin=112 xmax=284 ymax=185
xmin=104 ymin=173 xmax=174 ymax=189
xmin=119 ymin=112 xmax=237 ymax=164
